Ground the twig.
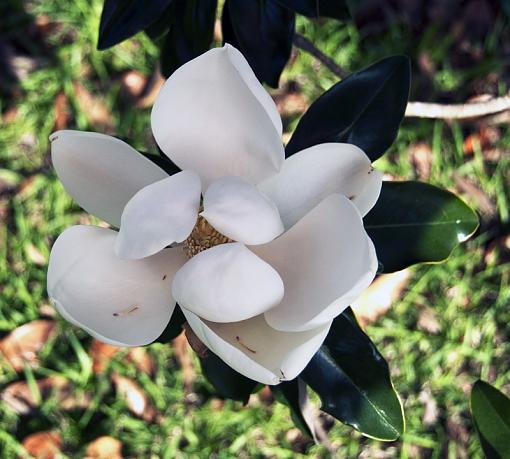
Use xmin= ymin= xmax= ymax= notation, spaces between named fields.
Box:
xmin=293 ymin=33 xmax=510 ymax=120
xmin=292 ymin=33 xmax=348 ymax=79
xmin=405 ymin=97 xmax=510 ymax=119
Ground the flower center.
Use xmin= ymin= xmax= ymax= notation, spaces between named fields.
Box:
xmin=183 ymin=215 xmax=233 ymax=259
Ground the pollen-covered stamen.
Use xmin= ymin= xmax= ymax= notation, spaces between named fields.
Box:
xmin=183 ymin=215 xmax=233 ymax=259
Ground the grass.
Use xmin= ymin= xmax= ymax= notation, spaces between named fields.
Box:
xmin=1 ymin=0 xmax=509 ymax=457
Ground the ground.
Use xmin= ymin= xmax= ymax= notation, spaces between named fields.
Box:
xmin=0 ymin=0 xmax=509 ymax=457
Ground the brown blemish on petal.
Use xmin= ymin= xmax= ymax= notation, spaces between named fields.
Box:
xmin=235 ymin=336 xmax=256 ymax=354
xmin=113 ymin=306 xmax=139 ymax=317
xmin=162 ymin=274 xmax=167 ymax=280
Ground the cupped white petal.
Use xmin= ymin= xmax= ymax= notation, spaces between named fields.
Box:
xmin=225 ymin=45 xmax=282 ymax=134
xmin=47 ymin=225 xmax=187 ymax=346
xmin=258 ymin=143 xmax=383 ymax=229
xmin=201 ymin=176 xmax=284 ymax=245
xmin=172 ymin=242 xmax=284 ymax=323
xmin=151 ymin=45 xmax=284 ymax=187
xmin=182 ymin=309 xmax=331 ymax=385
xmin=115 ymin=171 xmax=201 ymax=259
xmin=351 ymin=168 xmax=383 ymax=216
xmin=251 ymin=194 xmax=378 ymax=332
xmin=50 ymin=130 xmax=168 ymax=227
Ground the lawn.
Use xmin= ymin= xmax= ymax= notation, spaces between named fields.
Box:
xmin=1 ymin=0 xmax=509 ymax=457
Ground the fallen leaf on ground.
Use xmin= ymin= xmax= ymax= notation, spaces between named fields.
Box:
xmin=112 ymin=373 xmax=158 ymax=422
xmin=417 ymin=307 xmax=441 ymax=334
xmin=25 ymin=243 xmax=47 ymax=266
xmin=73 ymin=82 xmax=113 ymax=131
xmin=2 ymin=376 xmax=89 ymax=414
xmin=90 ymin=340 xmax=120 ymax=374
xmin=274 ymin=92 xmax=308 ymax=118
xmin=173 ymin=332 xmax=196 ymax=394
xmin=418 ymin=388 xmax=439 ymax=426
xmin=53 ymin=91 xmax=69 ymax=131
xmin=85 ymin=436 xmax=123 ymax=459
xmin=21 ymin=431 xmax=62 ymax=459
xmin=351 ymin=270 xmax=412 ymax=327
xmin=120 ymin=70 xmax=147 ymax=99
xmin=453 ymin=174 xmax=496 ymax=218
xmin=409 ymin=142 xmax=432 ymax=180
xmin=90 ymin=340 xmax=155 ymax=375
xmin=127 ymin=347 xmax=154 ymax=376
xmin=0 ymin=320 xmax=56 ymax=371
xmin=463 ymin=126 xmax=500 ymax=156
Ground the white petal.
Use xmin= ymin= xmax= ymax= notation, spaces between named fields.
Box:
xmin=182 ymin=309 xmax=331 ymax=385
xmin=50 ymin=130 xmax=168 ymax=227
xmin=47 ymin=225 xmax=187 ymax=346
xmin=151 ymin=45 xmax=284 ymax=187
xmin=115 ymin=171 xmax=201 ymax=259
xmin=172 ymin=242 xmax=283 ymax=322
xmin=351 ymin=168 xmax=383 ymax=216
xmin=201 ymin=176 xmax=284 ymax=245
xmin=258 ymin=143 xmax=383 ymax=229
xmin=225 ymin=45 xmax=282 ymax=134
xmin=251 ymin=194 xmax=378 ymax=332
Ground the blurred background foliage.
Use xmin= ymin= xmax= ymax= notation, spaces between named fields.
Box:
xmin=0 ymin=0 xmax=509 ymax=457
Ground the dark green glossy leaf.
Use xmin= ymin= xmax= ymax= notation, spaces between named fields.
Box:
xmin=364 ymin=181 xmax=479 ymax=273
xmin=499 ymin=0 xmax=510 ymax=17
xmin=302 ymin=308 xmax=404 ymax=440
xmin=286 ymin=56 xmax=410 ymax=161
xmin=139 ymin=151 xmax=181 ymax=176
xmin=471 ymin=380 xmax=510 ymax=459
xmin=153 ymin=306 xmax=186 ymax=343
xmin=222 ymin=0 xmax=295 ymax=87
xmin=160 ymin=0 xmax=217 ymax=78
xmin=274 ymin=0 xmax=351 ymax=19
xmin=98 ymin=0 xmax=173 ymax=49
xmin=200 ymin=352 xmax=259 ymax=403
xmin=271 ymin=379 xmax=313 ymax=437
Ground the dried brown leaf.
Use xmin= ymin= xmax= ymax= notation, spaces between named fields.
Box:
xmin=85 ymin=436 xmax=123 ymax=459
xmin=127 ymin=347 xmax=155 ymax=376
xmin=112 ymin=373 xmax=158 ymax=422
xmin=21 ymin=431 xmax=62 ymax=459
xmin=53 ymin=91 xmax=69 ymax=131
xmin=453 ymin=174 xmax=496 ymax=217
xmin=173 ymin=332 xmax=196 ymax=393
xmin=135 ymin=70 xmax=165 ymax=109
xmin=0 ymin=320 xmax=56 ymax=371
xmin=73 ymin=82 xmax=113 ymax=131
xmin=417 ymin=307 xmax=441 ymax=334
xmin=25 ymin=243 xmax=47 ymax=266
xmin=409 ymin=142 xmax=432 ymax=180
xmin=120 ymin=71 xmax=146 ymax=99
xmin=275 ymin=92 xmax=308 ymax=118
xmin=2 ymin=376 xmax=89 ymax=414
xmin=90 ymin=339 xmax=120 ymax=374
xmin=351 ymin=270 xmax=412 ymax=327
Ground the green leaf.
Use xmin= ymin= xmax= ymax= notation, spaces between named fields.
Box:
xmin=274 ymin=0 xmax=351 ymax=20
xmin=200 ymin=352 xmax=259 ymax=403
xmin=159 ymin=0 xmax=217 ymax=78
xmin=302 ymin=308 xmax=404 ymax=440
xmin=286 ymin=56 xmax=410 ymax=161
xmin=153 ymin=306 xmax=186 ymax=343
xmin=98 ymin=0 xmax=173 ymax=49
xmin=222 ymin=0 xmax=295 ymax=87
xmin=364 ymin=181 xmax=479 ymax=273
xmin=139 ymin=151 xmax=181 ymax=176
xmin=271 ymin=379 xmax=313 ymax=438
xmin=471 ymin=380 xmax=510 ymax=459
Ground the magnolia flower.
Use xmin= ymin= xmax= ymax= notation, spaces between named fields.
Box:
xmin=47 ymin=45 xmax=382 ymax=385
